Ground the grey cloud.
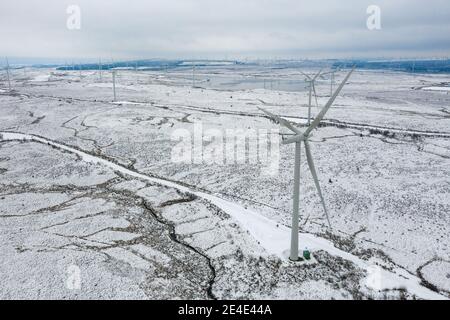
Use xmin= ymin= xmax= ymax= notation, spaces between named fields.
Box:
xmin=0 ymin=0 xmax=449 ymax=61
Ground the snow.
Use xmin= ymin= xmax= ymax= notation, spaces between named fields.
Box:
xmin=180 ymin=61 xmax=235 ymax=66
xmin=1 ymin=66 xmax=449 ymax=300
xmin=112 ymin=101 xmax=145 ymax=105
xmin=422 ymin=86 xmax=450 ymax=92
xmin=1 ymin=131 xmax=445 ymax=300
xmin=420 ymin=261 xmax=450 ymax=292
xmin=87 ymin=83 xmax=143 ymax=91
xmin=30 ymin=74 xmax=51 ymax=82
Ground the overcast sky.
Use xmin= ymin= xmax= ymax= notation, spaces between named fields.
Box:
xmin=1 ymin=0 xmax=450 ymax=62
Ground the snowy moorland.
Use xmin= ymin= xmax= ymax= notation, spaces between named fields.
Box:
xmin=0 ymin=66 xmax=449 ymax=299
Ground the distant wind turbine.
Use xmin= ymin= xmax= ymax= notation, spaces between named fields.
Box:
xmin=135 ymin=62 xmax=139 ymax=84
xmin=99 ymin=58 xmax=103 ymax=81
xmin=192 ymin=63 xmax=196 ymax=87
xmin=5 ymin=57 xmax=11 ymax=91
xmin=330 ymin=71 xmax=335 ymax=96
xmin=301 ymin=70 xmax=322 ymax=125
xmin=323 ymin=67 xmax=342 ymax=97
xmin=259 ymin=67 xmax=355 ymax=261
xmin=112 ymin=70 xmax=117 ymax=101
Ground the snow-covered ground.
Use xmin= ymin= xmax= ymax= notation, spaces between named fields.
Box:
xmin=0 ymin=66 xmax=449 ymax=299
xmin=421 ymin=86 xmax=450 ymax=92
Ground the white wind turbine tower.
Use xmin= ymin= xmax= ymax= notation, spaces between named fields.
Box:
xmin=135 ymin=61 xmax=139 ymax=84
xmin=192 ymin=63 xmax=196 ymax=87
xmin=325 ymin=67 xmax=341 ymax=97
xmin=301 ymin=70 xmax=322 ymax=125
xmin=259 ymin=67 xmax=355 ymax=261
xmin=329 ymin=70 xmax=335 ymax=96
xmin=99 ymin=58 xmax=103 ymax=81
xmin=4 ymin=57 xmax=11 ymax=91
xmin=112 ymin=69 xmax=117 ymax=101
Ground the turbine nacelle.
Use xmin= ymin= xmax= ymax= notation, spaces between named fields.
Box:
xmin=282 ymin=133 xmax=308 ymax=145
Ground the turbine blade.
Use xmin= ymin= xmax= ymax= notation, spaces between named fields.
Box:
xmin=258 ymin=107 xmax=301 ymax=134
xmin=312 ymin=82 xmax=319 ymax=107
xmin=303 ymin=67 xmax=355 ymax=136
xmin=312 ymin=69 xmax=322 ymax=81
xmin=300 ymin=71 xmax=311 ymax=80
xmin=304 ymin=140 xmax=332 ymax=230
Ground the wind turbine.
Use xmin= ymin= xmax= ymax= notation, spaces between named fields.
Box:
xmin=259 ymin=67 xmax=355 ymax=261
xmin=324 ymin=67 xmax=341 ymax=97
xmin=301 ymin=70 xmax=322 ymax=125
xmin=4 ymin=57 xmax=11 ymax=91
xmin=135 ymin=61 xmax=139 ymax=84
xmin=112 ymin=70 xmax=117 ymax=101
xmin=192 ymin=63 xmax=196 ymax=87
xmin=99 ymin=58 xmax=103 ymax=81
xmin=329 ymin=70 xmax=335 ymax=96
